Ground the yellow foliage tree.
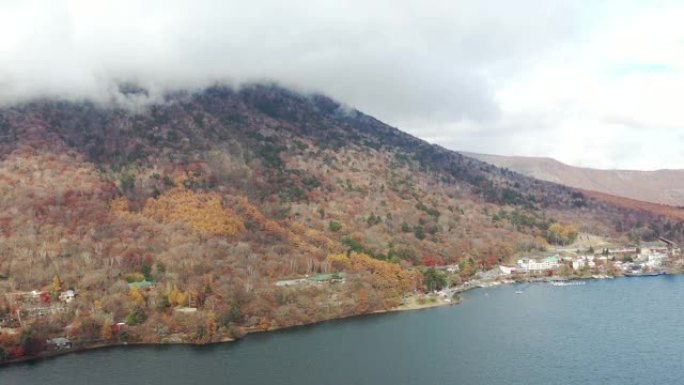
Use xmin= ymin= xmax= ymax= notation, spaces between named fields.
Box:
xmin=129 ymin=287 xmax=145 ymax=306
xmin=126 ymin=273 xmax=145 ymax=283
xmin=142 ymin=187 xmax=245 ymax=236
xmin=290 ymin=222 xmax=306 ymax=235
xmin=52 ymin=275 xmax=63 ymax=293
xmin=548 ymin=223 xmax=579 ymax=245
xmin=304 ymin=228 xmax=336 ymax=251
xmin=168 ymin=285 xmax=187 ymax=307
xmin=326 ymin=254 xmax=351 ymax=272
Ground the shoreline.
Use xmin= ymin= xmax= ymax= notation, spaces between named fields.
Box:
xmin=0 ymin=293 xmax=459 ymax=367
xmin=1 ymin=271 xmax=675 ymax=367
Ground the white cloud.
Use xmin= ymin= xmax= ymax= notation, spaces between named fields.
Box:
xmin=424 ymin=1 xmax=684 ymax=170
xmin=0 ymin=0 xmax=682 ymax=170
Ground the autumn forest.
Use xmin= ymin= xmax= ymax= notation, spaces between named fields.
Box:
xmin=0 ymin=84 xmax=682 ymax=362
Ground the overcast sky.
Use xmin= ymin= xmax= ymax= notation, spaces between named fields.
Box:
xmin=1 ymin=0 xmax=683 ymax=170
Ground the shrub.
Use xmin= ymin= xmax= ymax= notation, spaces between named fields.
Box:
xmin=328 ymin=220 xmax=342 ymax=232
xmin=126 ymin=305 xmax=148 ymax=326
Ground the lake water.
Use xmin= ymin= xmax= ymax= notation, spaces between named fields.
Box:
xmin=3 ymin=275 xmax=684 ymax=385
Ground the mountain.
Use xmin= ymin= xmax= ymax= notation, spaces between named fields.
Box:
xmin=0 ymin=84 xmax=682 ymax=360
xmin=463 ymin=152 xmax=684 ymax=207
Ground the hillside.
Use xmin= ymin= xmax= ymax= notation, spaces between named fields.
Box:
xmin=464 ymin=152 xmax=684 ymax=207
xmin=579 ymin=189 xmax=684 ymax=222
xmin=0 ymin=84 xmax=682 ymax=361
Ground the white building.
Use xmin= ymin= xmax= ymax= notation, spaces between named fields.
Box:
xmin=517 ymin=256 xmax=560 ymax=272
xmin=645 ymin=253 xmax=667 ymax=268
xmin=275 ymin=278 xmax=309 ymax=287
xmin=572 ymin=259 xmax=586 ymax=270
xmin=59 ymin=290 xmax=76 ymax=303
xmin=572 ymin=255 xmax=600 ymax=271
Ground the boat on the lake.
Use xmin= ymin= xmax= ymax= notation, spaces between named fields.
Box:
xmin=624 ymin=271 xmax=667 ymax=277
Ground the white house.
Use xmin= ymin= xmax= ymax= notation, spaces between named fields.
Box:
xmin=59 ymin=290 xmax=76 ymax=303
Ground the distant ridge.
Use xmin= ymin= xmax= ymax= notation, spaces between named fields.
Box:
xmin=463 ymin=152 xmax=684 ymax=207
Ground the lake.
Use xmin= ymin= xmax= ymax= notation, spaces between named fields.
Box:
xmin=3 ymin=275 xmax=684 ymax=385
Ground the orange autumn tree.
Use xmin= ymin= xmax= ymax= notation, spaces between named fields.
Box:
xmin=142 ymin=187 xmax=244 ymax=236
xmin=327 ymin=252 xmax=415 ymax=301
xmin=109 ymin=196 xmax=137 ymax=220
xmin=238 ymin=196 xmax=327 ymax=253
xmin=238 ymin=196 xmax=288 ymax=238
xmin=101 ymin=321 xmax=113 ymax=341
xmin=349 ymin=253 xmax=415 ymax=293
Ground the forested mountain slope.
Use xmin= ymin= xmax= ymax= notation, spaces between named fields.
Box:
xmin=0 ymin=84 xmax=682 ymax=355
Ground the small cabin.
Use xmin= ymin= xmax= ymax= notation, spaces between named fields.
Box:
xmin=59 ymin=290 xmax=76 ymax=303
xmin=127 ymin=280 xmax=155 ymax=291
xmin=48 ymin=337 xmax=72 ymax=350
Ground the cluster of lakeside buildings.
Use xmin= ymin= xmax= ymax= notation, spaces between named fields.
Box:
xmin=427 ymin=240 xmax=684 ymax=300
xmin=1 ymin=276 xmax=204 ymax=343
xmin=2 ymin=288 xmax=77 ymax=325
xmin=500 ymin=241 xmax=681 ymax=277
xmin=2 ymin=239 xmax=681 ymax=344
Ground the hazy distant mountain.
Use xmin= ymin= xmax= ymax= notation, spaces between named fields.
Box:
xmin=464 ymin=152 xmax=684 ymax=207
